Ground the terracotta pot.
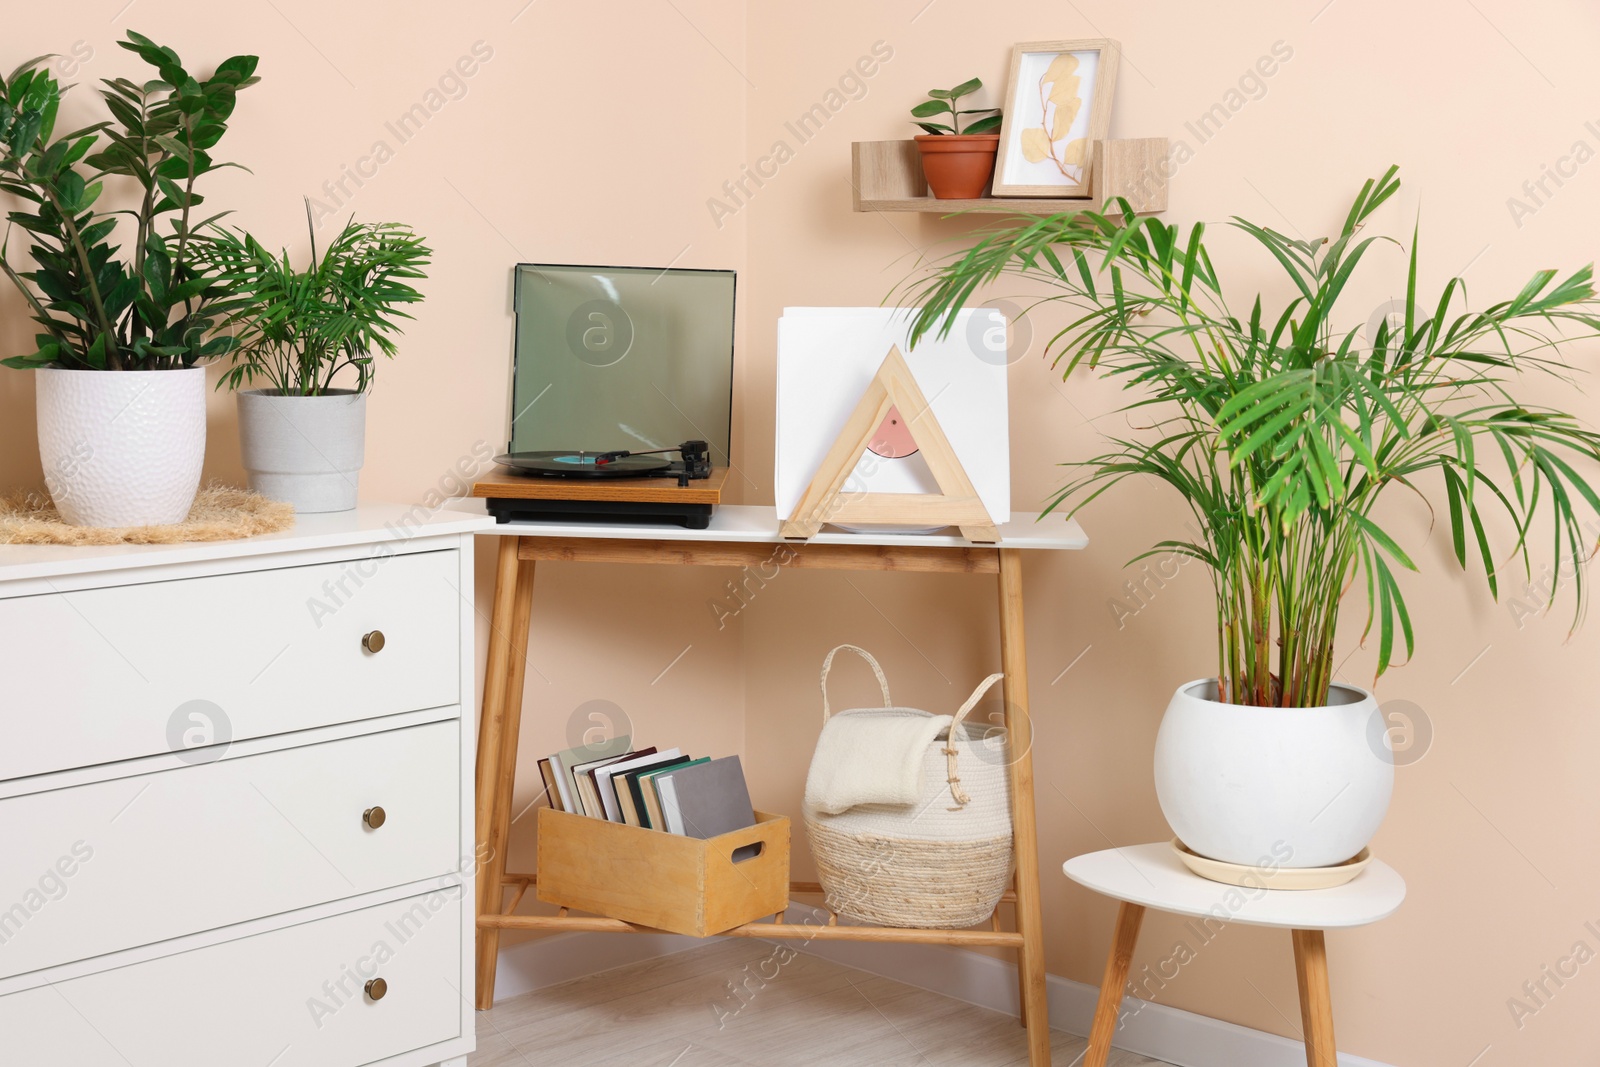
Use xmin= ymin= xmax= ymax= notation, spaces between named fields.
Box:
xmin=914 ymin=134 xmax=1000 ymax=199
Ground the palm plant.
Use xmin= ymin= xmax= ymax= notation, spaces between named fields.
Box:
xmin=0 ymin=32 xmax=258 ymax=370
xmin=902 ymin=167 xmax=1600 ymax=707
xmin=200 ymin=208 xmax=432 ymax=396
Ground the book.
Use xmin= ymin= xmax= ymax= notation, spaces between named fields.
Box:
xmin=595 ymin=748 xmax=683 ymax=822
xmin=537 ymin=758 xmax=565 ymax=812
xmin=653 ymin=755 xmax=757 ymax=845
xmin=639 ymin=757 xmax=709 ymax=830
xmin=620 ymin=755 xmax=694 ymax=826
xmin=548 ymin=735 xmax=632 ymax=814
xmin=584 ymin=746 xmax=658 ymax=820
xmin=572 ymin=748 xmax=652 ymax=817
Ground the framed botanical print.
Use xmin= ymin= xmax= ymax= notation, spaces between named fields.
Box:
xmin=993 ymin=39 xmax=1121 ymax=198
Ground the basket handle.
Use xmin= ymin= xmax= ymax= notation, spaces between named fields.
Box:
xmin=942 ymin=672 xmax=1005 ymax=809
xmin=819 ymin=644 xmax=892 ymax=720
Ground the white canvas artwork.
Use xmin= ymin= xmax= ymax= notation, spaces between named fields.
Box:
xmin=775 ymin=307 xmax=1010 ymax=531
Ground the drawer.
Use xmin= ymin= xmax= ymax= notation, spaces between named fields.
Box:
xmin=0 ymin=720 xmax=459 ymax=979
xmin=0 ymin=890 xmax=463 ymax=1067
xmin=0 ymin=548 xmax=460 ymax=781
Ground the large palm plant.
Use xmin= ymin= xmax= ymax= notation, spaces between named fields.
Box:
xmin=903 ymin=167 xmax=1600 ymax=707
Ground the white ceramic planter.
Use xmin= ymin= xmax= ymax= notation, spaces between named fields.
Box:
xmin=35 ymin=366 xmax=206 ymax=527
xmin=237 ymin=389 xmax=366 ymax=513
xmin=1152 ymin=679 xmax=1393 ymax=868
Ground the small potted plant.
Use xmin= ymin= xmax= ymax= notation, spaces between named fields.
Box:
xmin=0 ymin=33 xmax=258 ymax=526
xmin=911 ymin=78 xmax=1002 ymax=200
xmin=904 ymin=167 xmax=1600 ymax=872
xmin=200 ymin=207 xmax=431 ymax=512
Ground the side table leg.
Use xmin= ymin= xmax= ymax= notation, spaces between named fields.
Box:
xmin=1084 ymin=901 xmax=1145 ymax=1067
xmin=474 ymin=539 xmax=537 ymax=1009
xmin=997 ymin=549 xmax=1049 ymax=1063
xmin=1292 ymin=929 xmax=1338 ymax=1067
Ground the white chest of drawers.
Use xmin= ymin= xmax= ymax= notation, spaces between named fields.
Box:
xmin=0 ymin=505 xmax=491 ymax=1067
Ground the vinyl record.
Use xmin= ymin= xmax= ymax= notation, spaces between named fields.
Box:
xmin=495 ymin=451 xmax=673 ymax=478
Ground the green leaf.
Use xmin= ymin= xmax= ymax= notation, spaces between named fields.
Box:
xmin=964 ymin=113 xmax=1002 ymax=134
xmin=911 ymin=99 xmax=954 ymax=118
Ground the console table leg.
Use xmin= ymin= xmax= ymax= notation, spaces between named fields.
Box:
xmin=997 ymin=549 xmax=1050 ymax=1065
xmin=474 ymin=539 xmax=537 ymax=1009
xmin=1292 ymin=929 xmax=1337 ymax=1067
xmin=1084 ymin=901 xmax=1144 ymax=1067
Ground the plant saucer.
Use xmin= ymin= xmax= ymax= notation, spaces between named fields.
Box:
xmin=1171 ymin=839 xmax=1372 ymax=891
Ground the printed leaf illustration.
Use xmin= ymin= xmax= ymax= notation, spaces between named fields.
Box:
xmin=1060 ymin=138 xmax=1087 ymax=166
xmin=1021 ymin=128 xmax=1051 ymax=163
xmin=1051 ymin=97 xmax=1082 ymax=140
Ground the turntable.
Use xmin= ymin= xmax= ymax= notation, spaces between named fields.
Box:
xmin=473 ymin=263 xmax=735 ymax=529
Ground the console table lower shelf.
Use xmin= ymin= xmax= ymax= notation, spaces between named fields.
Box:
xmin=481 ymin=879 xmax=1026 ymax=947
xmin=470 ymin=508 xmax=1088 ymax=1067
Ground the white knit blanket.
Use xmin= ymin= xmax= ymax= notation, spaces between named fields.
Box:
xmin=804 ymin=707 xmax=954 ymax=815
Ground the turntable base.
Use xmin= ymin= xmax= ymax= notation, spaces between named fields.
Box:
xmin=472 ymin=466 xmax=729 ymax=529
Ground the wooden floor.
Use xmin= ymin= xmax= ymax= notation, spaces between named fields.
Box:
xmin=470 ymin=941 xmax=1175 ymax=1066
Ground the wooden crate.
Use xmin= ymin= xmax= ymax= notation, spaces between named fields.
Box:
xmin=535 ymin=808 xmax=790 ymax=937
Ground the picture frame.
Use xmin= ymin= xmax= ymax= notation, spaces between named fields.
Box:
xmin=992 ymin=38 xmax=1121 ymax=198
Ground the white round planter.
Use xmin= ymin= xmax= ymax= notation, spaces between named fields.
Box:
xmin=237 ymin=389 xmax=366 ymax=513
xmin=35 ymin=366 xmax=206 ymax=527
xmin=1153 ymin=679 xmax=1394 ymax=869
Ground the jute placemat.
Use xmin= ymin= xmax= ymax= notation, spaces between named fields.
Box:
xmin=0 ymin=485 xmax=295 ymax=546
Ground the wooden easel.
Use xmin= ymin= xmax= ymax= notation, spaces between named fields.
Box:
xmin=780 ymin=345 xmax=999 ymax=544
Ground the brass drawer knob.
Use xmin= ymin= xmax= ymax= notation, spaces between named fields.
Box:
xmin=362 ymin=630 xmax=386 ymax=654
xmin=363 ymin=806 xmax=387 ymax=829
xmin=365 ymin=977 xmax=387 ymax=1001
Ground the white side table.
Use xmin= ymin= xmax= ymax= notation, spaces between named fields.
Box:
xmin=1063 ymin=843 xmax=1405 ymax=1067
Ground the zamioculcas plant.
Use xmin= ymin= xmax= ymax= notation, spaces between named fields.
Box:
xmin=902 ymin=166 xmax=1600 ymax=708
xmin=0 ymin=31 xmax=258 ymax=370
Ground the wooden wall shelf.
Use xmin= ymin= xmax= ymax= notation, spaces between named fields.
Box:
xmin=851 ymin=137 xmax=1168 ymax=215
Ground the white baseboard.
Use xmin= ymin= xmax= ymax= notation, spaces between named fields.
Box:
xmin=489 ymin=901 xmax=1394 ymax=1067
xmin=490 ymin=928 xmax=710 ymax=1003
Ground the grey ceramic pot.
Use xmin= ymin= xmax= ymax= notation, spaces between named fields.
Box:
xmin=237 ymin=388 xmax=367 ymax=513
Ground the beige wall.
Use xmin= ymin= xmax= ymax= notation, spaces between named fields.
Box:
xmin=5 ymin=3 xmax=1599 ymax=1063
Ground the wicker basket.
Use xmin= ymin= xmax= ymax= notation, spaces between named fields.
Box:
xmin=803 ymin=645 xmax=1013 ymax=929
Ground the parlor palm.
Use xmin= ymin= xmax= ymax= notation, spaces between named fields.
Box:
xmin=200 ymin=209 xmax=431 ymax=396
xmin=902 ymin=167 xmax=1600 ymax=707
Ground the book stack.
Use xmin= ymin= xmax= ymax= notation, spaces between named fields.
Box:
xmin=538 ymin=736 xmax=757 ymax=844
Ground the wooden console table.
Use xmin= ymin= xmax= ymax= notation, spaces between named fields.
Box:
xmin=469 ymin=504 xmax=1087 ymax=1067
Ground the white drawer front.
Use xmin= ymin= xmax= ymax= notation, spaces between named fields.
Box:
xmin=0 ymin=720 xmax=460 ymax=979
xmin=0 ymin=890 xmax=463 ymax=1067
xmin=0 ymin=548 xmax=460 ymax=781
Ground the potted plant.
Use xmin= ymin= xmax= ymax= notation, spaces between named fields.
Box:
xmin=911 ymin=78 xmax=1002 ymax=200
xmin=0 ymin=33 xmax=257 ymax=526
xmin=200 ymin=207 xmax=431 ymax=512
xmin=903 ymin=167 xmax=1600 ymax=869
